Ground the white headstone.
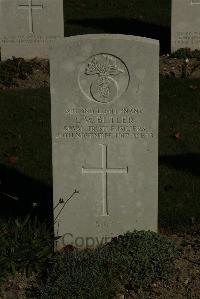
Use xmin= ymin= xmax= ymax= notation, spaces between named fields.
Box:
xmin=0 ymin=0 xmax=64 ymax=60
xmin=172 ymin=0 xmax=200 ymax=52
xmin=50 ymin=34 xmax=159 ymax=249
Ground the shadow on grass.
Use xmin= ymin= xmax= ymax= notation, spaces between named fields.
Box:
xmin=65 ymin=18 xmax=170 ymax=53
xmin=0 ymin=163 xmax=53 ymax=223
xmin=159 ymin=153 xmax=200 ymax=177
xmin=159 ymin=153 xmax=200 ymax=229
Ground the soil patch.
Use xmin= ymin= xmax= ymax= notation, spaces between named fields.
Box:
xmin=1 ymin=56 xmax=200 ymax=91
xmin=0 ymin=59 xmax=49 ymax=91
xmin=160 ymin=55 xmax=200 ymax=79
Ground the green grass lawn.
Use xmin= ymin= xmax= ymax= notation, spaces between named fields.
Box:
xmin=0 ymin=78 xmax=200 ymax=229
xmin=63 ymin=0 xmax=171 ymax=53
xmin=0 ymin=88 xmax=52 ymax=220
xmin=159 ymin=78 xmax=200 ymax=228
xmin=0 ymin=88 xmax=51 ymax=187
xmin=64 ymin=0 xmax=171 ymax=27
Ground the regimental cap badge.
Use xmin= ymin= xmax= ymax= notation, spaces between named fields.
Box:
xmin=78 ymin=54 xmax=130 ymax=104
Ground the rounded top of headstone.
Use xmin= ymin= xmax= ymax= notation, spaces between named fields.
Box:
xmin=51 ymin=34 xmax=159 ymax=47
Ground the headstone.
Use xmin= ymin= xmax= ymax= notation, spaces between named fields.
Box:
xmin=0 ymin=0 xmax=64 ymax=60
xmin=50 ymin=34 xmax=159 ymax=249
xmin=171 ymin=0 xmax=200 ymax=52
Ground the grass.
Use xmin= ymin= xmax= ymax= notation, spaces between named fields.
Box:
xmin=159 ymin=78 xmax=200 ymax=228
xmin=63 ymin=0 xmax=171 ymax=27
xmin=0 ymin=88 xmax=52 ymax=219
xmin=0 ymin=215 xmax=54 ymax=283
xmin=63 ymin=0 xmax=171 ymax=53
xmin=0 ymin=88 xmax=51 ymax=186
xmin=0 ymin=78 xmax=200 ymax=228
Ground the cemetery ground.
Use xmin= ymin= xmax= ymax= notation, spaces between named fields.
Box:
xmin=0 ymin=0 xmax=200 ymax=298
xmin=0 ymin=55 xmax=200 ymax=298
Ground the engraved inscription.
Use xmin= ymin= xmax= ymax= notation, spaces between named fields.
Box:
xmin=55 ymin=106 xmax=155 ymax=140
xmin=0 ymin=35 xmax=58 ymax=44
xmin=78 ymin=54 xmax=130 ymax=104
xmin=82 ymin=144 xmax=128 ymax=216
xmin=18 ymin=0 xmax=43 ymax=34
xmin=175 ymin=31 xmax=200 ymax=47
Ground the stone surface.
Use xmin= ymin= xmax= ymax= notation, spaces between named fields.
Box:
xmin=0 ymin=0 xmax=64 ymax=60
xmin=50 ymin=34 xmax=159 ymax=249
xmin=172 ymin=0 xmax=200 ymax=52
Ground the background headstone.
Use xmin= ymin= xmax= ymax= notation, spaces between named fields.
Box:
xmin=171 ymin=0 xmax=200 ymax=52
xmin=0 ymin=0 xmax=64 ymax=60
xmin=50 ymin=34 xmax=159 ymax=249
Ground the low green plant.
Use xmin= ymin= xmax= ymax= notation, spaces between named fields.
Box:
xmin=98 ymin=231 xmax=181 ymax=291
xmin=39 ymin=231 xmax=180 ymax=299
xmin=171 ymin=48 xmax=200 ymax=59
xmin=40 ymin=250 xmax=122 ymax=299
xmin=0 ymin=215 xmax=54 ymax=286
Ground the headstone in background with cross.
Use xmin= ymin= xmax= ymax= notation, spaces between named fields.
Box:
xmin=50 ymin=34 xmax=159 ymax=250
xmin=0 ymin=0 xmax=64 ymax=60
xmin=172 ymin=0 xmax=200 ymax=52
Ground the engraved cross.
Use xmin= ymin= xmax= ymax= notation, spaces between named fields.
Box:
xmin=82 ymin=144 xmax=128 ymax=216
xmin=18 ymin=0 xmax=43 ymax=34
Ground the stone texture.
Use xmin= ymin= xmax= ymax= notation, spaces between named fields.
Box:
xmin=0 ymin=0 xmax=64 ymax=60
xmin=50 ymin=34 xmax=159 ymax=249
xmin=172 ymin=0 xmax=200 ymax=52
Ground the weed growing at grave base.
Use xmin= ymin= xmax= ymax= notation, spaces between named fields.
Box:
xmin=39 ymin=231 xmax=180 ymax=299
xmin=0 ymin=57 xmax=34 ymax=87
xmin=171 ymin=48 xmax=200 ymax=60
xmin=0 ymin=215 xmax=54 ymax=288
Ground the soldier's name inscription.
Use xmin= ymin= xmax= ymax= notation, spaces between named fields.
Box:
xmin=55 ymin=105 xmax=155 ymax=140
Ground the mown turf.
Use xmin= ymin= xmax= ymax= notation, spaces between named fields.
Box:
xmin=63 ymin=0 xmax=171 ymax=53
xmin=0 ymin=78 xmax=200 ymax=228
xmin=159 ymin=78 xmax=200 ymax=228
xmin=64 ymin=0 xmax=171 ymax=26
xmin=0 ymin=88 xmax=52 ymax=219
xmin=0 ymin=88 xmax=51 ymax=186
